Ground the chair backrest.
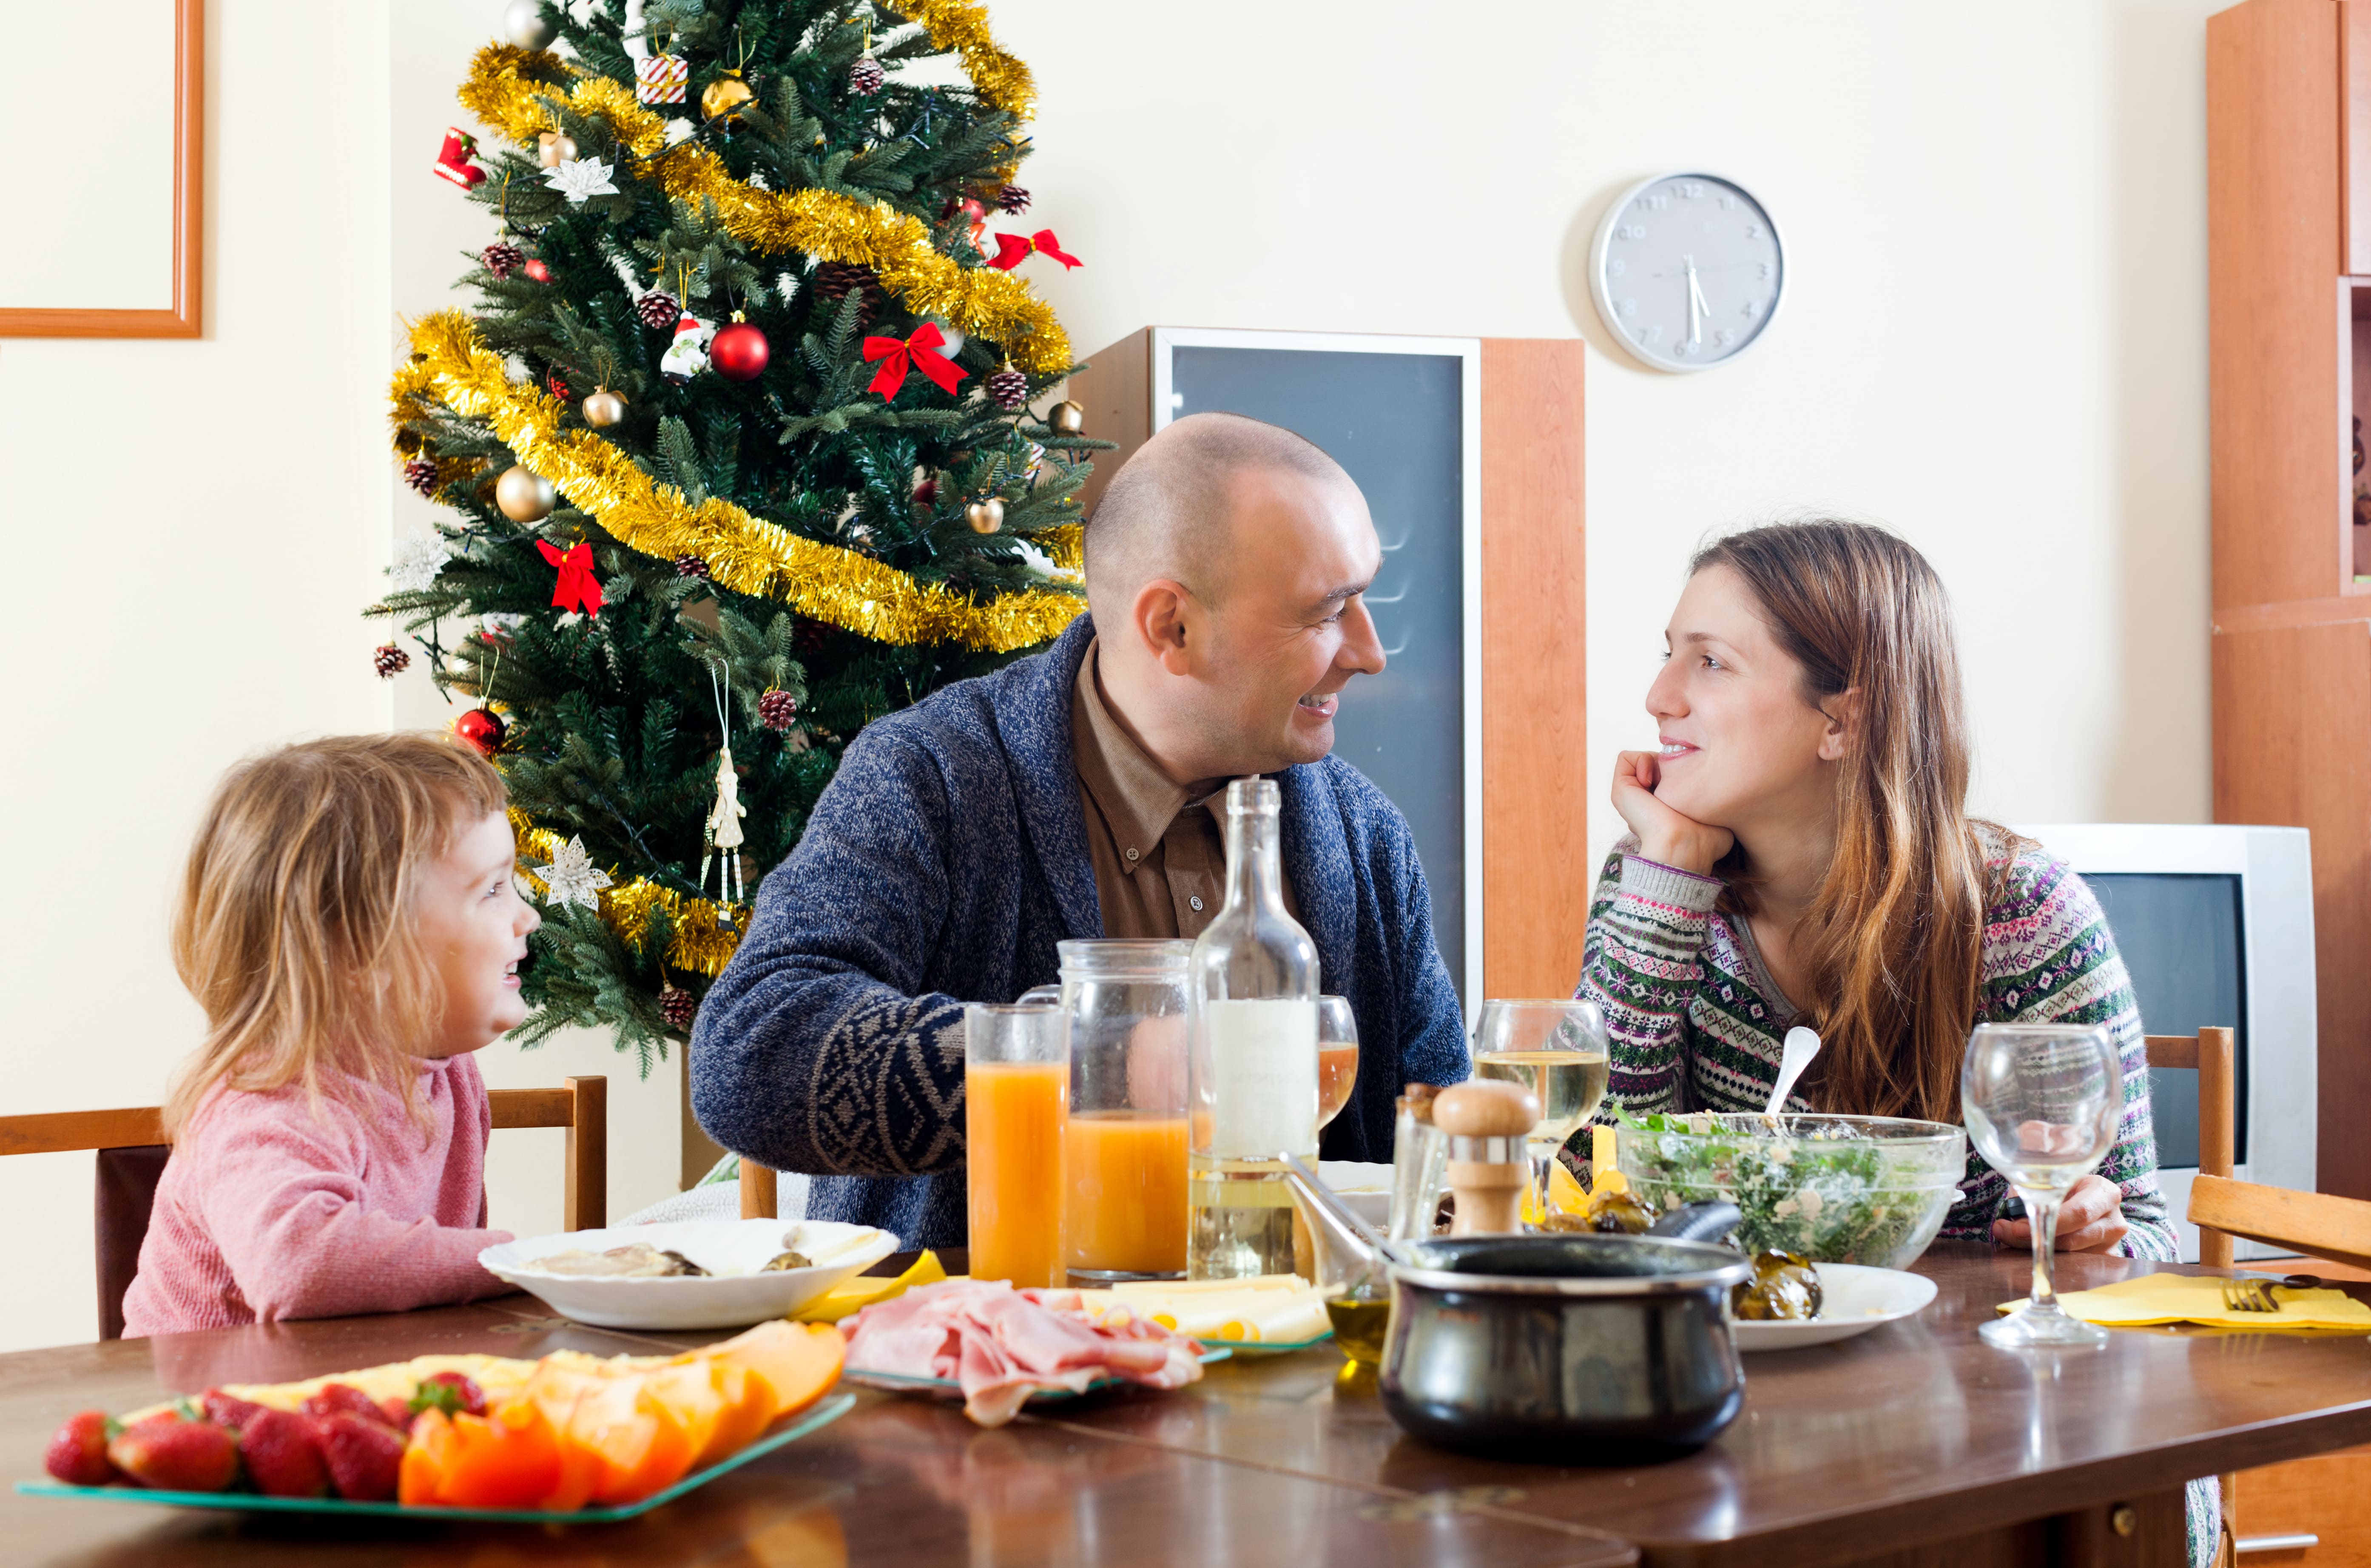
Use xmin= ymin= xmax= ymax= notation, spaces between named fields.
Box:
xmin=0 ymin=1077 xmax=607 ymax=1341
xmin=2188 ymin=1175 xmax=2371 ymax=1273
xmin=2144 ymin=1028 xmax=2236 ymax=1268
xmin=740 ymin=1158 xmax=777 ymax=1220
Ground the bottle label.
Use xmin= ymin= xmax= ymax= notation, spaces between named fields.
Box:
xmin=1204 ymin=998 xmax=1319 ymax=1159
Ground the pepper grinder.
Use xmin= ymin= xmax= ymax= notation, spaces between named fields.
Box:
xmin=1433 ymin=1080 xmax=1540 ymax=1236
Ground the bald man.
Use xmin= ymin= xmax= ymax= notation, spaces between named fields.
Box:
xmin=691 ymin=414 xmax=1470 ymax=1247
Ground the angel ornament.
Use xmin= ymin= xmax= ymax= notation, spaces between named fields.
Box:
xmin=699 ymin=663 xmax=749 ymax=918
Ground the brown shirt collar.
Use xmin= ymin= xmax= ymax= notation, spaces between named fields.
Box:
xmin=1072 ymin=639 xmax=1197 ymax=873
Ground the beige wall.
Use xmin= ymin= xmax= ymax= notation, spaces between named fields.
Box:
xmin=0 ymin=0 xmax=2220 ymax=1352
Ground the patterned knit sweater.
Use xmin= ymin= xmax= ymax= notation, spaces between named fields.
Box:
xmin=1576 ymin=832 xmax=2178 ymax=1261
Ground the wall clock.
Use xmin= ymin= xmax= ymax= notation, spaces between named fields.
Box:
xmin=1589 ymin=172 xmax=1785 ymax=372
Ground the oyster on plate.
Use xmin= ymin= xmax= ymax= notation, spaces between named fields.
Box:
xmin=534 ymin=1243 xmax=709 ymax=1278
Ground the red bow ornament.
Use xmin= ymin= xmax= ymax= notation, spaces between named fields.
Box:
xmin=537 ymin=539 xmax=605 ymax=618
xmin=863 ymin=322 xmax=969 ymax=401
xmin=989 ymin=229 xmax=1083 ymax=271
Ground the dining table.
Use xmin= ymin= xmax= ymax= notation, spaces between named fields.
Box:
xmin=5 ymin=1242 xmax=2368 ymax=1568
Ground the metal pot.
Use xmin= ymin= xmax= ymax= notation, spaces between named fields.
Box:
xmin=1377 ymin=1209 xmax=1750 ymax=1460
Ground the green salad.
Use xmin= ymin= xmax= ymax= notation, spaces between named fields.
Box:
xmin=1611 ymin=1109 xmax=1962 ymax=1270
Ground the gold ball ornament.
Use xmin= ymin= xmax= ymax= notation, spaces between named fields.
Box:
xmin=537 ymin=131 xmax=578 ymax=168
xmin=965 ymin=498 xmax=1006 ymax=534
xmin=581 ymin=388 xmax=628 ymax=427
xmin=1049 ymin=399 xmax=1086 ymax=435
xmin=495 ymin=463 xmax=557 ymax=522
xmin=701 ymin=71 xmax=755 ymax=123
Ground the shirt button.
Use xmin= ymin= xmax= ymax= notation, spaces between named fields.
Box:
xmin=1189 ymin=895 xmax=1204 ymax=912
xmin=1125 ymin=847 xmax=1140 ymax=862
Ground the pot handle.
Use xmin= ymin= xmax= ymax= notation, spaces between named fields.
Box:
xmin=1646 ymin=1201 xmax=1742 ymax=1246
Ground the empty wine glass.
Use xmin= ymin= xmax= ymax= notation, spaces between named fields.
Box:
xmin=1316 ymin=996 xmax=1359 ymax=1134
xmin=1471 ymin=999 xmax=1609 ymax=1228
xmin=1961 ymin=1023 xmax=2123 ymax=1348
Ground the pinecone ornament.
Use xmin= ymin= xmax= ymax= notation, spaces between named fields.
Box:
xmin=373 ymin=643 xmax=411 ymax=679
xmin=985 ymin=368 xmax=1029 ymax=412
xmin=813 ymin=261 xmax=880 ymax=327
xmin=402 ymin=457 xmax=441 ymax=496
xmin=850 ymin=53 xmax=885 ymax=95
xmin=758 ymin=688 xmax=799 ymax=730
xmin=996 ymin=184 xmax=1031 ymax=215
xmin=658 ymin=984 xmax=698 ymax=1031
xmin=673 ymin=553 xmax=711 ymax=579
xmin=481 ymin=241 xmax=525 ymax=279
xmin=637 ymin=291 xmax=682 ymax=330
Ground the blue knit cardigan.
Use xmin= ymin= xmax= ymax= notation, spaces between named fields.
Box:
xmin=688 ymin=613 xmax=1470 ymax=1247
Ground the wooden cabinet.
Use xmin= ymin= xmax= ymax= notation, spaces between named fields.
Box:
xmin=2209 ymin=0 xmax=2371 ymax=1203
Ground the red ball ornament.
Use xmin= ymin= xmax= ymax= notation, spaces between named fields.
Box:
xmin=453 ymin=707 xmax=506 ymax=756
xmin=523 ymin=258 xmax=552 ymax=283
xmin=711 ymin=317 xmax=770 ymax=381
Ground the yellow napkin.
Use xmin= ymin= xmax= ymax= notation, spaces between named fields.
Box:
xmin=793 ymin=1249 xmax=946 ymax=1323
xmin=1996 ymin=1272 xmax=2371 ymax=1331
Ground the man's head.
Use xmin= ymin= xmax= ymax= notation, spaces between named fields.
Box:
xmin=1084 ymin=412 xmax=1385 ymax=782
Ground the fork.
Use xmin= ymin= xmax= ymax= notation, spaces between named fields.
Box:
xmin=2220 ymin=1277 xmax=2280 ymax=1313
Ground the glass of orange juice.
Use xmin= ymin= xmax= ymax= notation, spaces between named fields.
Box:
xmin=1316 ymin=995 xmax=1359 ymax=1135
xmin=1058 ymin=939 xmax=1194 ymax=1282
xmin=965 ymin=1001 xmax=1068 ymax=1287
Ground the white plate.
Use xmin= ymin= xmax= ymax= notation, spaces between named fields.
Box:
xmin=480 ymin=1219 xmax=899 ymax=1331
xmin=1319 ymin=1162 xmax=1394 ymax=1232
xmin=1729 ymin=1263 xmax=1937 ymax=1351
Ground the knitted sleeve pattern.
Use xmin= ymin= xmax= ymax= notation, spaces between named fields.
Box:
xmin=1578 ymin=842 xmax=1726 ymax=1116
xmin=1945 ymin=840 xmax=2179 ymax=1261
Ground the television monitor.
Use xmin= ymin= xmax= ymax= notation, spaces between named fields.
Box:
xmin=2013 ymin=824 xmax=2316 ymax=1262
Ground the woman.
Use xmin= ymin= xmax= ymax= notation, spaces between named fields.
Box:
xmin=1578 ymin=520 xmax=2176 ymax=1258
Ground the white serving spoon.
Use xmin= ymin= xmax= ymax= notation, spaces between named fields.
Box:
xmin=1764 ymin=1026 xmax=1822 ymax=1120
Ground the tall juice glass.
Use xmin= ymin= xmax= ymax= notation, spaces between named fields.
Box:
xmin=1059 ymin=939 xmax=1194 ymax=1281
xmin=965 ymin=1001 xmax=1067 ymax=1287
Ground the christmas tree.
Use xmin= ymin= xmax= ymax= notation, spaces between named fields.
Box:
xmin=377 ymin=0 xmax=1103 ymax=1070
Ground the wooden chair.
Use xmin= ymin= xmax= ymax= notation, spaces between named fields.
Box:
xmin=739 ymin=1158 xmax=777 ymax=1220
xmin=0 ymin=1076 xmax=607 ymax=1340
xmin=2143 ymin=1028 xmax=2237 ymax=1268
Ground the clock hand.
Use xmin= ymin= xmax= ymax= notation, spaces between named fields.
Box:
xmin=1685 ymin=257 xmax=1711 ymax=346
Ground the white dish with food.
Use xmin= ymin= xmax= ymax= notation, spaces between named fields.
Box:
xmin=1319 ymin=1161 xmax=1394 ymax=1231
xmin=1730 ymin=1263 xmax=1937 ymax=1351
xmin=480 ymin=1219 xmax=899 ymax=1330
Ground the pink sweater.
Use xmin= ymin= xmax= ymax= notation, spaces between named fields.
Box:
xmin=121 ymin=1054 xmax=515 ymax=1336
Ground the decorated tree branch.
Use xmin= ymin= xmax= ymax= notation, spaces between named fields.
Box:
xmin=377 ymin=0 xmax=1106 ymax=1070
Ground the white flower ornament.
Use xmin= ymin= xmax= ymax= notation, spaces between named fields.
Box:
xmin=543 ymin=157 xmax=619 ymax=205
xmin=529 ymin=835 xmax=614 ymax=911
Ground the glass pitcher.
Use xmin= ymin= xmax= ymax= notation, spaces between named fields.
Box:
xmin=1050 ymin=939 xmax=1194 ymax=1281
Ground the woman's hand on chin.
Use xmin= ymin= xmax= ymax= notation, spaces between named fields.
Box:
xmin=1991 ymin=1174 xmax=2131 ymax=1253
xmin=1612 ymin=750 xmax=1736 ymax=875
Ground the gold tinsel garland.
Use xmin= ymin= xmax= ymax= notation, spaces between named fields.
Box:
xmin=395 ymin=311 xmax=1085 ymax=652
xmin=456 ymin=29 xmax=1071 ymax=375
xmin=512 ymin=812 xmax=745 ymax=978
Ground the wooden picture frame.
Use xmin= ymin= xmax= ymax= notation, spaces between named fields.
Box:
xmin=0 ymin=0 xmax=202 ymax=338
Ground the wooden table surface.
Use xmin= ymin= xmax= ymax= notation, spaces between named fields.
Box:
xmin=5 ymin=1244 xmax=2368 ymax=1567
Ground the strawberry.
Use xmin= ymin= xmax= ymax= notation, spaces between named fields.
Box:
xmin=302 ymin=1382 xmax=402 ymax=1432
xmin=42 ymin=1411 xmax=119 ymax=1486
xmin=200 ymin=1389 xmax=267 ymax=1432
xmin=315 ymin=1411 xmax=405 ymax=1501
xmin=106 ymin=1412 xmax=240 ymax=1492
xmin=237 ymin=1408 xmax=330 ymax=1499
xmin=378 ymin=1395 xmax=417 ymax=1432
xmin=409 ymin=1371 xmax=488 ymax=1420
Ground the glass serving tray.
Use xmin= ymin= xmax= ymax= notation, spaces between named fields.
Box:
xmin=847 ymin=1346 xmax=1231 ymax=1403
xmin=1197 ymin=1330 xmax=1333 ymax=1357
xmin=14 ymin=1390 xmax=855 ymax=1525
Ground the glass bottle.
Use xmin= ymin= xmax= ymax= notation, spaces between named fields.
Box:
xmin=1187 ymin=777 xmax=1321 ymax=1279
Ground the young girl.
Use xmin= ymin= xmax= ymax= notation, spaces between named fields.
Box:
xmin=121 ymin=733 xmax=540 ymax=1335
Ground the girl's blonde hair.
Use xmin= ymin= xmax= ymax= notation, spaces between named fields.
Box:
xmin=162 ymin=733 xmax=510 ymax=1140
xmin=1691 ymin=520 xmax=2012 ymax=1124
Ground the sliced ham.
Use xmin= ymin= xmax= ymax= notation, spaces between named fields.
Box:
xmin=841 ymin=1279 xmax=1205 ymax=1426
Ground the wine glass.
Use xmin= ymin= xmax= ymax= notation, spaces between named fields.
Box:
xmin=1961 ymin=1023 xmax=2123 ymax=1348
xmin=1470 ymin=999 xmax=1610 ymax=1227
xmin=1316 ymin=996 xmax=1359 ymax=1134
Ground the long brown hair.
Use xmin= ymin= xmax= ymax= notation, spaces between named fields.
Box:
xmin=162 ymin=733 xmax=509 ymax=1140
xmin=1692 ymin=521 xmax=2007 ymax=1122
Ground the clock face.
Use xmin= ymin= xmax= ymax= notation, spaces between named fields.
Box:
xmin=1590 ymin=173 xmax=1785 ymax=372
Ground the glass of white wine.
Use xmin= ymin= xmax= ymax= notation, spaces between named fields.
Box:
xmin=1961 ymin=1022 xmax=2123 ymax=1349
xmin=1316 ymin=996 xmax=1359 ymax=1135
xmin=1470 ymin=999 xmax=1610 ymax=1228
